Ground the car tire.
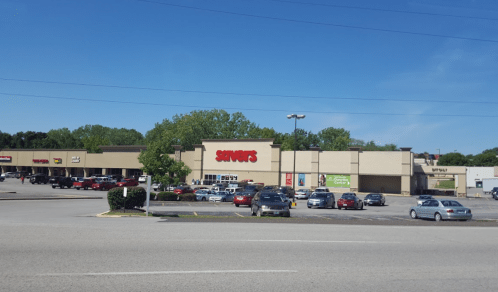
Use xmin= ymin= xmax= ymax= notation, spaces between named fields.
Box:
xmin=84 ymin=186 xmax=88 ymax=190
xmin=307 ymin=205 xmax=311 ymax=208
xmin=283 ymin=212 xmax=290 ymax=217
xmin=360 ymin=202 xmax=364 ymax=210
xmin=222 ymin=198 xmax=226 ymax=202
xmin=202 ymin=197 xmax=206 ymax=201
xmin=256 ymin=209 xmax=262 ymax=217
xmin=435 ymin=213 xmax=442 ymax=222
xmin=251 ymin=206 xmax=256 ymax=216
xmin=289 ymin=203 xmax=292 ymax=209
xmin=338 ymin=206 xmax=341 ymax=210
xmin=235 ymin=204 xmax=239 ymax=207
xmin=52 ymin=185 xmax=55 ymax=189
xmin=76 ymin=187 xmax=80 ymax=190
xmin=410 ymin=210 xmax=418 ymax=219
xmin=38 ymin=181 xmax=41 ymax=184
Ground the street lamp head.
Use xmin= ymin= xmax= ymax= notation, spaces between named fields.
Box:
xmin=297 ymin=115 xmax=306 ymax=119
xmin=287 ymin=114 xmax=297 ymax=119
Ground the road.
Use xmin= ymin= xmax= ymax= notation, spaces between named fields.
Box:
xmin=1 ymin=179 xmax=498 ymax=291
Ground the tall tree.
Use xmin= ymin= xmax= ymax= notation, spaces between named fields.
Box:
xmin=317 ymin=127 xmax=351 ymax=151
xmin=437 ymin=153 xmax=468 ymax=166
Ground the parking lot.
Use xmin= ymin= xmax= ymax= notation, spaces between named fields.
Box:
xmin=2 ymin=178 xmax=497 ymax=222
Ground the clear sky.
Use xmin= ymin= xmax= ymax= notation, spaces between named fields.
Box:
xmin=1 ymin=0 xmax=497 ymax=155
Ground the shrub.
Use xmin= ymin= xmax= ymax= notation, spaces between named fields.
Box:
xmin=107 ymin=187 xmax=147 ymax=210
xmin=157 ymin=192 xmax=178 ymax=201
xmin=179 ymin=193 xmax=196 ymax=201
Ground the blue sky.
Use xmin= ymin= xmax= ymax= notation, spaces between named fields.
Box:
xmin=1 ymin=0 xmax=497 ymax=155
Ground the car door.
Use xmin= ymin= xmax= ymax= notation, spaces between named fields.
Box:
xmin=418 ymin=200 xmax=431 ymax=218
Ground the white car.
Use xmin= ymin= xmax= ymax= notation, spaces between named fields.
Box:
xmin=1 ymin=172 xmax=16 ymax=178
xmin=152 ymin=182 xmax=163 ymax=191
xmin=209 ymin=191 xmax=235 ymax=202
xmin=314 ymin=187 xmax=330 ymax=193
xmin=138 ymin=175 xmax=148 ymax=183
xmin=295 ymin=189 xmax=312 ymax=200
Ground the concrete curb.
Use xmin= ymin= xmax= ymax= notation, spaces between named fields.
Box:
xmin=0 ymin=196 xmax=103 ymax=201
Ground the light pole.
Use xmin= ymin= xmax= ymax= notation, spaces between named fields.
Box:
xmin=287 ymin=114 xmax=305 ymax=201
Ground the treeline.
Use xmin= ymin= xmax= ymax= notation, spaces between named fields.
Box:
xmin=1 ymin=109 xmax=398 ymax=154
xmin=437 ymin=148 xmax=498 ymax=166
xmin=0 ymin=125 xmax=145 ymax=153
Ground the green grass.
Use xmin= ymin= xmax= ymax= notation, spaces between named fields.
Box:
xmin=437 ymin=180 xmax=455 ymax=189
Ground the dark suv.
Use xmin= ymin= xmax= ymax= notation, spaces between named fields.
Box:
xmin=251 ymin=192 xmax=290 ymax=217
xmin=492 ymin=187 xmax=498 ymax=200
xmin=277 ymin=186 xmax=295 ymax=200
xmin=50 ymin=176 xmax=73 ymax=189
xmin=30 ymin=173 xmax=49 ymax=184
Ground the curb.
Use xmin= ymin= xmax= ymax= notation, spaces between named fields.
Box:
xmin=0 ymin=196 xmax=103 ymax=201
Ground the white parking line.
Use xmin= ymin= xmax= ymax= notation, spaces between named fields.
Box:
xmin=235 ymin=212 xmax=244 ymax=217
xmin=193 ymin=211 xmax=198 ymax=216
xmin=39 ymin=270 xmax=298 ymax=277
xmin=246 ymin=240 xmax=400 ymax=244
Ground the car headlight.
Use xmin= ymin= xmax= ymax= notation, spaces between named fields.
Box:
xmin=262 ymin=205 xmax=270 ymax=210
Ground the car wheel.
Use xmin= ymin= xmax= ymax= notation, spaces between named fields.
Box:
xmin=256 ymin=209 xmax=262 ymax=217
xmin=202 ymin=197 xmax=206 ymax=201
xmin=84 ymin=186 xmax=88 ymax=190
xmin=222 ymin=198 xmax=226 ymax=202
xmin=76 ymin=187 xmax=80 ymax=190
xmin=38 ymin=181 xmax=41 ymax=184
xmin=382 ymin=202 xmax=385 ymax=206
xmin=251 ymin=206 xmax=256 ymax=216
xmin=360 ymin=202 xmax=364 ymax=210
xmin=338 ymin=206 xmax=341 ymax=210
xmin=307 ymin=205 xmax=311 ymax=208
xmin=289 ymin=203 xmax=292 ymax=209
xmin=283 ymin=212 xmax=290 ymax=217
xmin=410 ymin=210 xmax=418 ymax=219
xmin=435 ymin=213 xmax=442 ymax=222
xmin=235 ymin=204 xmax=239 ymax=207
xmin=52 ymin=185 xmax=55 ymax=189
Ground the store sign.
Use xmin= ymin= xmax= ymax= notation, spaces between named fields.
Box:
xmin=325 ymin=174 xmax=351 ymax=188
xmin=215 ymin=150 xmax=257 ymax=162
xmin=0 ymin=156 xmax=12 ymax=162
xmin=298 ymin=173 xmax=305 ymax=186
xmin=53 ymin=158 xmax=62 ymax=164
xmin=33 ymin=159 xmax=49 ymax=163
xmin=432 ymin=168 xmax=448 ymax=172
xmin=286 ymin=173 xmax=292 ymax=186
xmin=72 ymin=156 xmax=80 ymax=163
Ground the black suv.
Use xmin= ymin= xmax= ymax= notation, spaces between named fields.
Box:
xmin=251 ymin=192 xmax=290 ymax=217
xmin=492 ymin=187 xmax=498 ymax=200
xmin=30 ymin=173 xmax=49 ymax=184
xmin=277 ymin=186 xmax=295 ymax=200
xmin=50 ymin=176 xmax=73 ymax=189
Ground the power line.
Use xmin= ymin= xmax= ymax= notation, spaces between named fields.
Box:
xmin=1 ymin=77 xmax=497 ymax=105
xmin=266 ymin=0 xmax=498 ymax=21
xmin=137 ymin=0 xmax=498 ymax=43
xmin=1 ymin=92 xmax=497 ymax=118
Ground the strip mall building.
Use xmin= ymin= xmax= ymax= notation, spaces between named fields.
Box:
xmin=0 ymin=139 xmax=469 ymax=196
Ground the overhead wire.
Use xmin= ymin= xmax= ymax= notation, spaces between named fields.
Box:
xmin=136 ymin=0 xmax=498 ymax=43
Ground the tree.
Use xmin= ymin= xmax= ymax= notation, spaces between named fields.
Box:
xmin=47 ymin=128 xmax=81 ymax=149
xmin=472 ymin=152 xmax=498 ymax=166
xmin=138 ymin=141 xmax=191 ymax=187
xmin=317 ymin=127 xmax=351 ymax=151
xmin=0 ymin=131 xmax=12 ymax=149
xmin=437 ymin=153 xmax=468 ymax=166
xmin=81 ymin=136 xmax=110 ymax=153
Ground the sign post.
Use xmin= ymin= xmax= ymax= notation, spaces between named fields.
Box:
xmin=146 ymin=176 xmax=151 ymax=217
xmin=123 ymin=187 xmax=127 ymax=213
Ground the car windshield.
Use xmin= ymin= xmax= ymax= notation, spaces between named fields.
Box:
xmin=78 ymin=178 xmax=85 ymax=182
xmin=419 ymin=195 xmax=432 ymax=199
xmin=297 ymin=189 xmax=308 ymax=192
xmin=367 ymin=194 xmax=381 ymax=199
xmin=245 ymin=185 xmax=258 ymax=191
xmin=311 ymin=193 xmax=327 ymax=198
xmin=341 ymin=195 xmax=355 ymax=200
xmin=260 ymin=195 xmax=283 ymax=202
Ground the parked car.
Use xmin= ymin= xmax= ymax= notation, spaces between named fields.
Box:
xmin=106 ymin=174 xmax=123 ymax=181
xmin=0 ymin=176 xmax=4 ymax=182
xmin=233 ymin=191 xmax=256 ymax=207
xmin=278 ymin=193 xmax=293 ymax=209
xmin=2 ymin=172 xmax=17 ymax=178
xmin=15 ymin=171 xmax=31 ymax=179
xmin=277 ymin=186 xmax=295 ymax=199
xmin=196 ymin=190 xmax=215 ymax=201
xmin=209 ymin=191 xmax=235 ymax=202
xmin=244 ymin=184 xmax=263 ymax=195
xmin=417 ymin=195 xmax=433 ymax=205
xmin=29 ymin=173 xmax=49 ymax=184
xmin=250 ymin=192 xmax=290 ymax=217
xmin=116 ymin=178 xmax=139 ymax=187
xmin=409 ymin=199 xmax=472 ymax=221
xmin=262 ymin=185 xmax=277 ymax=191
xmin=337 ymin=193 xmax=363 ymax=210
xmin=491 ymin=187 xmax=498 ymax=200
xmin=50 ymin=176 xmax=73 ymax=189
xmin=92 ymin=181 xmax=117 ymax=191
xmin=307 ymin=192 xmax=335 ymax=209
xmin=73 ymin=178 xmax=96 ymax=190
xmin=173 ymin=186 xmax=193 ymax=194
xmin=314 ymin=187 xmax=330 ymax=193
xmin=364 ymin=193 xmax=386 ymax=206
xmin=193 ymin=187 xmax=209 ymax=193
xmin=295 ymin=188 xmax=312 ymax=200
xmin=152 ymin=182 xmax=163 ymax=191
xmin=225 ymin=187 xmax=243 ymax=194
xmin=138 ymin=175 xmax=148 ymax=183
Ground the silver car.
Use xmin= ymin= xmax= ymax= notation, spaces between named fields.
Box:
xmin=417 ymin=195 xmax=433 ymax=206
xmin=196 ymin=190 xmax=214 ymax=201
xmin=295 ymin=189 xmax=312 ymax=200
xmin=409 ymin=199 xmax=472 ymax=221
xmin=209 ymin=191 xmax=235 ymax=202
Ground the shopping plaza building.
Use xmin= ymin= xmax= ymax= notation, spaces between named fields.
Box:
xmin=0 ymin=139 xmax=470 ymax=196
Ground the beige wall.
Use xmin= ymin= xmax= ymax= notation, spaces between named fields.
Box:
xmin=318 ymin=151 xmax=351 ymax=174
xmin=360 ymin=175 xmax=402 ymax=194
xmin=359 ymin=152 xmax=404 ymax=175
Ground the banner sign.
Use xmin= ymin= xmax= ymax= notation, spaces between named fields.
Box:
xmin=298 ymin=173 xmax=305 ymax=186
xmin=326 ymin=174 xmax=351 ymax=188
xmin=0 ymin=156 xmax=12 ymax=162
xmin=286 ymin=173 xmax=292 ymax=186
xmin=53 ymin=158 xmax=62 ymax=164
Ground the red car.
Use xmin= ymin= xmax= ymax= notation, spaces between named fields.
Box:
xmin=116 ymin=179 xmax=139 ymax=187
xmin=337 ymin=193 xmax=363 ymax=210
xmin=73 ymin=178 xmax=96 ymax=190
xmin=173 ymin=186 xmax=193 ymax=194
xmin=233 ymin=191 xmax=255 ymax=207
xmin=92 ymin=181 xmax=117 ymax=191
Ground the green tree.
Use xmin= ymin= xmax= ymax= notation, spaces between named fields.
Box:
xmin=0 ymin=131 xmax=12 ymax=149
xmin=472 ymin=152 xmax=498 ymax=166
xmin=81 ymin=136 xmax=110 ymax=153
xmin=47 ymin=128 xmax=81 ymax=149
xmin=317 ymin=127 xmax=351 ymax=151
xmin=437 ymin=153 xmax=468 ymax=166
xmin=138 ymin=141 xmax=191 ymax=187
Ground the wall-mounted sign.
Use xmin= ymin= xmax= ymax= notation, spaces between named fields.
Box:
xmin=432 ymin=168 xmax=448 ymax=172
xmin=298 ymin=173 xmax=305 ymax=186
xmin=216 ymin=150 xmax=257 ymax=162
xmin=321 ymin=174 xmax=351 ymax=188
xmin=72 ymin=156 xmax=80 ymax=163
xmin=286 ymin=173 xmax=292 ymax=186
xmin=33 ymin=159 xmax=49 ymax=163
xmin=53 ymin=158 xmax=62 ymax=164
xmin=0 ymin=156 xmax=12 ymax=162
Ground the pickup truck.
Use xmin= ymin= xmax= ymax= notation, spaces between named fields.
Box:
xmin=50 ymin=176 xmax=73 ymax=189
xmin=73 ymin=178 xmax=96 ymax=190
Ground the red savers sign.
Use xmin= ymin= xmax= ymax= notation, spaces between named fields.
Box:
xmin=216 ymin=150 xmax=257 ymax=162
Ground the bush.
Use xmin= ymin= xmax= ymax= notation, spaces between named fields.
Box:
xmin=179 ymin=193 xmax=196 ymax=201
xmin=157 ymin=192 xmax=178 ymax=201
xmin=107 ymin=187 xmax=147 ymax=210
